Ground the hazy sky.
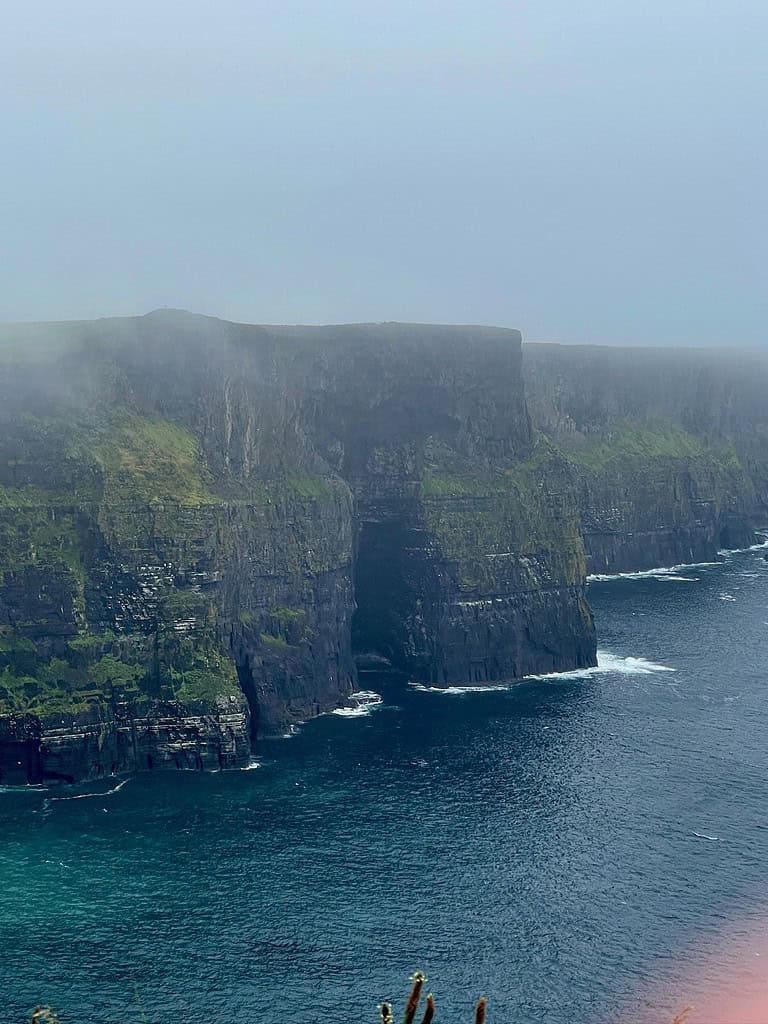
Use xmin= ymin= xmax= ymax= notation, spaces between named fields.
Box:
xmin=2 ymin=1 xmax=766 ymax=344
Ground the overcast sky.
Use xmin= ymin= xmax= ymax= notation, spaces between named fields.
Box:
xmin=1 ymin=1 xmax=766 ymax=344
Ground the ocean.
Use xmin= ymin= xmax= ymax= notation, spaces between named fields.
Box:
xmin=2 ymin=546 xmax=768 ymax=1023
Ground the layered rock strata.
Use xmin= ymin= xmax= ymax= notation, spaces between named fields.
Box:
xmin=0 ymin=312 xmax=593 ymax=782
xmin=524 ymin=344 xmax=768 ymax=574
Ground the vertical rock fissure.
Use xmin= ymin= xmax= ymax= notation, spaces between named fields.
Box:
xmin=235 ymin=656 xmax=260 ymax=745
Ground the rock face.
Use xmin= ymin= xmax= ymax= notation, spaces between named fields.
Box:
xmin=524 ymin=344 xmax=768 ymax=574
xmin=0 ymin=699 xmax=249 ymax=785
xmin=2 ymin=314 xmax=765 ymax=783
xmin=0 ymin=312 xmax=594 ymax=782
xmin=297 ymin=324 xmax=594 ymax=685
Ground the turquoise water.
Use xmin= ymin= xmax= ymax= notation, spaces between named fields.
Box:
xmin=2 ymin=548 xmax=768 ymax=1023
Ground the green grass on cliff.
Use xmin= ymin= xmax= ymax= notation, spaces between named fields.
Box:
xmin=268 ymin=606 xmax=306 ymax=625
xmin=0 ymin=412 xmax=220 ymax=511
xmin=561 ymin=419 xmax=743 ymax=474
xmin=283 ymin=473 xmax=340 ymax=500
xmin=0 ymin=654 xmax=144 ymax=716
xmin=2 ymin=409 xmax=347 ymax=514
xmin=0 ymin=630 xmax=241 ymax=715
xmin=421 ymin=467 xmax=488 ymax=497
xmin=0 ymin=484 xmax=76 ymax=509
xmin=0 ymin=507 xmax=87 ymax=624
xmin=168 ymin=638 xmax=241 ymax=703
xmin=260 ymin=631 xmax=290 ymax=649
xmin=419 ymin=436 xmax=586 ymax=589
xmin=95 ymin=415 xmax=217 ymax=506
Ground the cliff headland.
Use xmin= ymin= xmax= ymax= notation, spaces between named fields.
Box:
xmin=1 ymin=312 xmax=764 ymax=782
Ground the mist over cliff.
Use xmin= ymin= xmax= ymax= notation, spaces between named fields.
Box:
xmin=0 ymin=312 xmax=764 ymax=784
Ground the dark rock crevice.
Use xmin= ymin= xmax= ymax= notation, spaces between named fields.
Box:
xmin=235 ymin=655 xmax=260 ymax=744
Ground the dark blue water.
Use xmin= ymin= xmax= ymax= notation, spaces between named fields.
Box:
xmin=2 ymin=548 xmax=768 ymax=1024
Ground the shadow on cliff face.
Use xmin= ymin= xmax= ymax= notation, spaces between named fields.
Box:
xmin=350 ymin=507 xmax=455 ymax=684
xmin=235 ymin=657 xmax=260 ymax=743
xmin=351 ymin=517 xmax=421 ymax=670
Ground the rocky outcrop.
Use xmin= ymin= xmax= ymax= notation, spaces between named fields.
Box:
xmin=0 ymin=312 xmax=595 ymax=783
xmin=524 ymin=344 xmax=768 ymax=573
xmin=0 ymin=698 xmax=249 ymax=785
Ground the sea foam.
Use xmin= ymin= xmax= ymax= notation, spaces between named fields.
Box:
xmin=50 ymin=778 xmax=130 ymax=801
xmin=588 ymin=562 xmax=718 ymax=582
xmin=719 ymin=532 xmax=768 ymax=555
xmin=593 ymin=651 xmax=675 ymax=675
xmin=331 ymin=691 xmax=383 ymax=717
xmin=409 ymin=649 xmax=675 ymax=694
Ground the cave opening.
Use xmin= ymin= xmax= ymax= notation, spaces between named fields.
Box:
xmin=351 ymin=517 xmax=417 ymax=671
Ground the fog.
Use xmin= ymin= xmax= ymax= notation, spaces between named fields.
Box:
xmin=1 ymin=0 xmax=766 ymax=345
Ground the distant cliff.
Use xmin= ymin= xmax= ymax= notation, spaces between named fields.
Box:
xmin=524 ymin=343 xmax=768 ymax=573
xmin=0 ymin=312 xmax=593 ymax=783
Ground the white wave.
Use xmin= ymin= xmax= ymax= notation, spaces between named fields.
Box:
xmin=240 ymin=759 xmax=262 ymax=771
xmin=0 ymin=786 xmax=48 ymax=794
xmin=588 ymin=561 xmax=718 ymax=582
xmin=719 ymin=536 xmax=768 ymax=554
xmin=410 ymin=650 xmax=675 ymax=695
xmin=0 ymin=785 xmax=48 ymax=794
xmin=349 ymin=690 xmax=383 ymax=704
xmin=443 ymin=683 xmax=513 ymax=694
xmin=331 ymin=690 xmax=384 ymax=717
xmin=595 ymin=651 xmax=675 ymax=674
xmin=692 ymin=831 xmax=721 ymax=841
xmin=522 ymin=666 xmax=597 ymax=682
xmin=522 ymin=652 xmax=675 ymax=678
xmin=50 ymin=778 xmax=129 ymax=802
xmin=277 ymin=723 xmax=302 ymax=739
xmin=718 ymin=592 xmax=737 ymax=602
xmin=409 ymin=680 xmax=514 ymax=694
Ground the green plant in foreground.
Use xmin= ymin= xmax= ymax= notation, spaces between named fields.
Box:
xmin=379 ymin=973 xmax=486 ymax=1023
xmin=27 ymin=985 xmax=694 ymax=1021
xmin=30 ymin=1009 xmax=59 ymax=1024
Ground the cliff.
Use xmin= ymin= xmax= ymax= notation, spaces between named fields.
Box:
xmin=524 ymin=344 xmax=768 ymax=573
xmin=5 ymin=314 xmax=764 ymax=784
xmin=0 ymin=311 xmax=594 ymax=783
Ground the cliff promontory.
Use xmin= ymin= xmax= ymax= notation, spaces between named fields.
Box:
xmin=0 ymin=312 xmax=594 ymax=783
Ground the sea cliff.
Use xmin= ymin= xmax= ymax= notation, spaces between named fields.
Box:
xmin=0 ymin=312 xmax=592 ymax=782
xmin=524 ymin=343 xmax=767 ymax=574
xmin=1 ymin=314 xmax=765 ymax=782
